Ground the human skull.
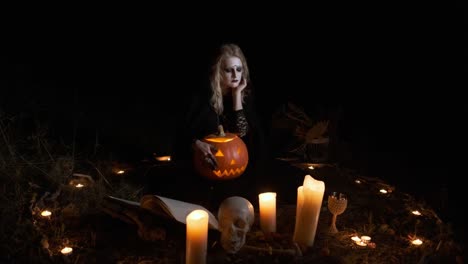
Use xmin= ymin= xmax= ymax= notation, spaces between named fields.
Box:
xmin=217 ymin=196 xmax=254 ymax=254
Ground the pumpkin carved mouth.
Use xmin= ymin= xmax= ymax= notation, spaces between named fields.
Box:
xmin=213 ymin=166 xmax=247 ymax=178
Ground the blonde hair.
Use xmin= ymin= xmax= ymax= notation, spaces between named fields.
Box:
xmin=210 ymin=43 xmax=250 ymax=115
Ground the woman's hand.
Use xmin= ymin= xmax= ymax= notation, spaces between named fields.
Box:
xmin=232 ymin=77 xmax=247 ymax=110
xmin=193 ymin=140 xmax=219 ymax=169
xmin=232 ymin=77 xmax=247 ymax=96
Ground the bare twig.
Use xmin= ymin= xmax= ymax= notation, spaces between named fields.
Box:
xmin=242 ymin=244 xmax=302 ymax=257
xmin=87 ymin=160 xmax=113 ymax=190
xmin=0 ymin=119 xmax=16 ymax=162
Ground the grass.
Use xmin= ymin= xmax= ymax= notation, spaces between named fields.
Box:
xmin=0 ymin=111 xmax=144 ymax=263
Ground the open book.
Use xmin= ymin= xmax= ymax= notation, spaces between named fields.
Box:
xmin=106 ymin=195 xmax=219 ymax=230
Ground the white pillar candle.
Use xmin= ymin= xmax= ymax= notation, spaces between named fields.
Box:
xmin=259 ymin=192 xmax=277 ymax=233
xmin=186 ymin=209 xmax=208 ymax=264
xmin=293 ymin=175 xmax=325 ymax=247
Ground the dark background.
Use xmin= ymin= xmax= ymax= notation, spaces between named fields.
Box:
xmin=3 ymin=7 xmax=466 ymax=239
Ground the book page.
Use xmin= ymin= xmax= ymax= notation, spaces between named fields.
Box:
xmin=140 ymin=195 xmax=219 ymax=230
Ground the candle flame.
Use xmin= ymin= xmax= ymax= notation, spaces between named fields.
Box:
xmin=75 ymin=183 xmax=84 ymax=188
xmin=412 ymin=239 xmax=423 ymax=245
xmin=379 ymin=189 xmax=387 ymax=194
xmin=117 ymin=170 xmax=125 ymax=174
xmin=355 ymin=179 xmax=361 ymax=184
xmin=412 ymin=210 xmax=421 ymax=216
xmin=308 ymin=165 xmax=314 ymax=170
xmin=61 ymin=247 xmax=73 ymax=254
xmin=351 ymin=236 xmax=361 ymax=242
xmin=41 ymin=210 xmax=51 ymax=217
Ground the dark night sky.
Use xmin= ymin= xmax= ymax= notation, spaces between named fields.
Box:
xmin=3 ymin=9 xmax=465 ymax=190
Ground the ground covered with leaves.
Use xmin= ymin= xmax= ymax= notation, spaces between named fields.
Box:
xmin=0 ymin=113 xmax=465 ymax=263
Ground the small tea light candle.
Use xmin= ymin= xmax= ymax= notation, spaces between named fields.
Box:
xmin=356 ymin=241 xmax=367 ymax=247
xmin=186 ymin=209 xmax=208 ymax=264
xmin=412 ymin=238 xmax=423 ymax=246
xmin=117 ymin=170 xmax=125 ymax=174
xmin=360 ymin=236 xmax=371 ymax=244
xmin=379 ymin=189 xmax=388 ymax=194
xmin=155 ymin=155 xmax=171 ymax=161
xmin=75 ymin=183 xmax=84 ymax=188
xmin=41 ymin=210 xmax=52 ymax=217
xmin=308 ymin=165 xmax=315 ymax=170
xmin=259 ymin=192 xmax=277 ymax=233
xmin=61 ymin=246 xmax=73 ymax=255
xmin=412 ymin=210 xmax=421 ymax=216
xmin=351 ymin=236 xmax=361 ymax=242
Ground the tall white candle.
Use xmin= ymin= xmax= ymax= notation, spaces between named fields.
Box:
xmin=259 ymin=192 xmax=277 ymax=233
xmin=186 ymin=209 xmax=209 ymax=264
xmin=293 ymin=175 xmax=325 ymax=247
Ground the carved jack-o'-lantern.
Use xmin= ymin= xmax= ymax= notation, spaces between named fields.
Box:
xmin=194 ymin=128 xmax=249 ymax=180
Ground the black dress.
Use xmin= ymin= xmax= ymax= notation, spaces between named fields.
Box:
xmin=169 ymin=86 xmax=269 ymax=210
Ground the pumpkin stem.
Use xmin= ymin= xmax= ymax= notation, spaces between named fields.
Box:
xmin=218 ymin=125 xmax=226 ymax=137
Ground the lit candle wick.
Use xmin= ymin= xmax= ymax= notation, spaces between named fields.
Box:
xmin=412 ymin=239 xmax=423 ymax=245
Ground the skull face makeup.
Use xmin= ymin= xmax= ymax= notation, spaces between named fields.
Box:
xmin=217 ymin=196 xmax=255 ymax=254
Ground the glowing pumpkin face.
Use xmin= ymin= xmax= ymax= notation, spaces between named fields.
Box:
xmin=193 ymin=132 xmax=249 ymax=180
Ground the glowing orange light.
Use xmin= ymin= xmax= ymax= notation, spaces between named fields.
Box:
xmin=75 ymin=183 xmax=84 ymax=188
xmin=41 ymin=210 xmax=52 ymax=217
xmin=117 ymin=170 xmax=125 ymax=174
xmin=412 ymin=210 xmax=421 ymax=216
xmin=356 ymin=241 xmax=367 ymax=247
xmin=379 ymin=189 xmax=387 ymax=194
xmin=360 ymin=236 xmax=371 ymax=244
xmin=155 ymin=155 xmax=171 ymax=161
xmin=61 ymin=247 xmax=73 ymax=255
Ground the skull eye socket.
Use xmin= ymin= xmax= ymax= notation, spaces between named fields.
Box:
xmin=234 ymin=218 xmax=247 ymax=229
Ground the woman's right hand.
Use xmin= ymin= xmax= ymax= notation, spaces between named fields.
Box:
xmin=193 ymin=139 xmax=219 ymax=170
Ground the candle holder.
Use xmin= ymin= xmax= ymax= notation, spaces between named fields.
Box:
xmin=327 ymin=192 xmax=347 ymax=234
